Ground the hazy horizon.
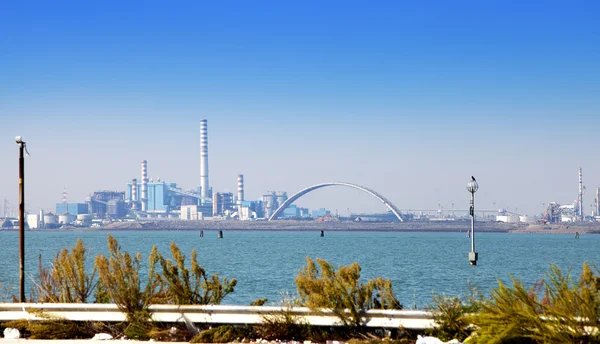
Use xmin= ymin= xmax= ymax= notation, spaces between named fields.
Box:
xmin=1 ymin=1 xmax=599 ymax=217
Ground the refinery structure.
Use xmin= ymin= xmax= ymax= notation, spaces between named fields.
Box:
xmin=542 ymin=167 xmax=600 ymax=223
xmin=3 ymin=119 xmax=312 ymax=229
xmin=2 ymin=120 xmax=600 ymax=229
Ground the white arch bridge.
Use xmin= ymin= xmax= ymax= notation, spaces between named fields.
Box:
xmin=267 ymin=182 xmax=404 ymax=222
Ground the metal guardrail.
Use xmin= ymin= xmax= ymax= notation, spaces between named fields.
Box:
xmin=0 ymin=303 xmax=434 ymax=330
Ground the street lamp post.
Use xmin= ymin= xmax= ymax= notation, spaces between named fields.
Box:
xmin=467 ymin=177 xmax=479 ymax=266
xmin=16 ymin=136 xmax=26 ymax=302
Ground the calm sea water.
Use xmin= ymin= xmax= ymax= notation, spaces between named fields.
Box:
xmin=0 ymin=229 xmax=596 ymax=308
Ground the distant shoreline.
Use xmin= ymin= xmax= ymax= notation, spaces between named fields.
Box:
xmin=5 ymin=220 xmax=600 ymax=234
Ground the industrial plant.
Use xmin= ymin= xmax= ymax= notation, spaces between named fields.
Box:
xmin=2 ymin=120 xmax=599 ymax=230
xmin=541 ymin=167 xmax=600 ymax=223
xmin=1 ymin=119 xmax=319 ymax=230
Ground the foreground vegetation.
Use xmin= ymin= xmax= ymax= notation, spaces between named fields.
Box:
xmin=2 ymin=236 xmax=600 ymax=343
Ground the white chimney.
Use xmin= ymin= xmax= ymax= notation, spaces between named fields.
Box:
xmin=237 ymin=174 xmax=244 ymax=213
xmin=141 ymin=161 xmax=148 ymax=212
xmin=200 ymin=120 xmax=209 ymax=202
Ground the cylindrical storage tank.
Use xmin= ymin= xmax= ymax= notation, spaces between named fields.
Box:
xmin=58 ymin=214 xmax=73 ymax=225
xmin=519 ymin=215 xmax=529 ymax=223
xmin=76 ymin=214 xmax=92 ymax=222
xmin=44 ymin=213 xmax=58 ymax=225
xmin=39 ymin=209 xmax=45 ymax=227
xmin=275 ymin=192 xmax=288 ymax=209
xmin=262 ymin=193 xmax=276 ymax=218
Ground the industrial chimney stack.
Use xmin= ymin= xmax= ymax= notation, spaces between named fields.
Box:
xmin=237 ymin=174 xmax=244 ymax=214
xmin=141 ymin=160 xmax=148 ymax=212
xmin=578 ymin=167 xmax=583 ymax=221
xmin=131 ymin=178 xmax=138 ymax=210
xmin=200 ymin=120 xmax=209 ymax=202
xmin=596 ymin=186 xmax=600 ymax=217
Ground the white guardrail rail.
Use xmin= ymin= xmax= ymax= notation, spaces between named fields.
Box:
xmin=0 ymin=304 xmax=435 ymax=330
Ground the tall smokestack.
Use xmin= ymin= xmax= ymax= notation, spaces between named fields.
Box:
xmin=200 ymin=120 xmax=209 ymax=202
xmin=141 ymin=160 xmax=148 ymax=212
xmin=237 ymin=174 xmax=244 ymax=213
xmin=578 ymin=167 xmax=583 ymax=221
xmin=131 ymin=178 xmax=138 ymax=210
xmin=596 ymin=186 xmax=599 ymax=217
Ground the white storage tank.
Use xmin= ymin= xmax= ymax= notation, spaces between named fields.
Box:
xmin=262 ymin=193 xmax=276 ymax=218
xmin=496 ymin=215 xmax=519 ymax=223
xmin=44 ymin=213 xmax=58 ymax=225
xmin=58 ymin=213 xmax=73 ymax=225
xmin=275 ymin=191 xmax=288 ymax=208
xmin=27 ymin=214 xmax=40 ymax=229
xmin=76 ymin=214 xmax=92 ymax=225
xmin=519 ymin=215 xmax=530 ymax=223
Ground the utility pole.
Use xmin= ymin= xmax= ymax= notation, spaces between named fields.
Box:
xmin=467 ymin=176 xmax=479 ymax=266
xmin=16 ymin=136 xmax=26 ymax=302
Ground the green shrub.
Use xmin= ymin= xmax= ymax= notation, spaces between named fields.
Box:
xmin=346 ymin=339 xmax=414 ymax=344
xmin=251 ymin=297 xmax=268 ymax=306
xmin=257 ymin=296 xmax=310 ymax=340
xmin=190 ymin=325 xmax=238 ymax=343
xmin=295 ymin=257 xmax=402 ymax=327
xmin=426 ymin=293 xmax=478 ymax=341
xmin=467 ymin=263 xmax=600 ymax=344
xmin=2 ymin=316 xmax=94 ymax=340
xmin=95 ymin=234 xmax=164 ymax=339
xmin=158 ymin=242 xmax=236 ymax=305
xmin=147 ymin=324 xmax=196 ymax=342
xmin=36 ymin=239 xmax=97 ymax=303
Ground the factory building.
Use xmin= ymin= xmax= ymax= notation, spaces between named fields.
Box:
xmin=44 ymin=119 xmax=309 ymax=223
xmin=262 ymin=191 xmax=287 ymax=218
xmin=180 ymin=205 xmax=204 ymax=220
xmin=311 ymin=208 xmax=331 ymax=218
xmin=212 ymin=192 xmax=234 ymax=216
xmin=282 ymin=205 xmax=310 ymax=218
xmin=239 ymin=200 xmax=263 ymax=219
xmin=87 ymin=191 xmax=125 ymax=218
xmin=27 ymin=214 xmax=40 ymax=229
xmin=55 ymin=203 xmax=89 ymax=215
xmin=127 ymin=181 xmax=174 ymax=213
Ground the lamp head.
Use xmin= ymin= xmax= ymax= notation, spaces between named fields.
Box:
xmin=467 ymin=179 xmax=479 ymax=193
xmin=15 ymin=136 xmax=24 ymax=144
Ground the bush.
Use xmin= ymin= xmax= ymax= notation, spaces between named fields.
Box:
xmin=295 ymin=257 xmax=402 ymax=327
xmin=36 ymin=239 xmax=97 ymax=303
xmin=158 ymin=242 xmax=236 ymax=305
xmin=257 ymin=296 xmax=310 ymax=340
xmin=190 ymin=325 xmax=244 ymax=343
xmin=147 ymin=323 xmax=197 ymax=342
xmin=467 ymin=263 xmax=600 ymax=343
xmin=251 ymin=298 xmax=268 ymax=306
xmin=425 ymin=293 xmax=477 ymax=341
xmin=346 ymin=339 xmax=414 ymax=344
xmin=95 ymin=234 xmax=164 ymax=339
xmin=2 ymin=315 xmax=94 ymax=340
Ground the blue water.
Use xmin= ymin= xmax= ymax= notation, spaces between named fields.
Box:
xmin=0 ymin=230 xmax=597 ymax=308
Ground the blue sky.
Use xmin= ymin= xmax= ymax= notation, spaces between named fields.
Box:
xmin=1 ymin=0 xmax=599 ymax=217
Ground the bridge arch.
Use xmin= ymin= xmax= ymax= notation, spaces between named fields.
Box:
xmin=267 ymin=182 xmax=403 ymax=222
